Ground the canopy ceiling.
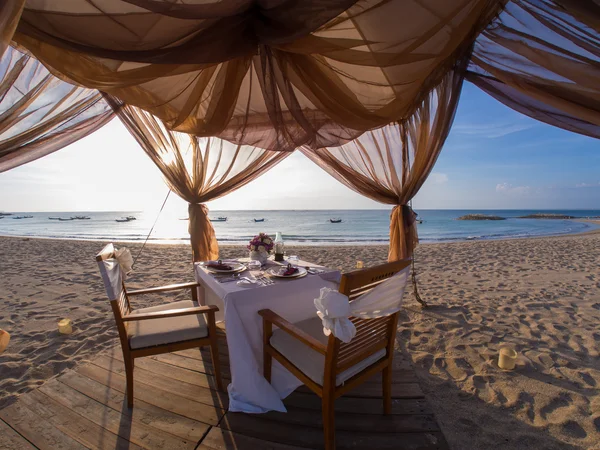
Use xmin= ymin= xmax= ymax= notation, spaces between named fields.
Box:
xmin=11 ymin=0 xmax=503 ymax=151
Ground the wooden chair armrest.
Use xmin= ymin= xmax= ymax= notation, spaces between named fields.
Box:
xmin=127 ymin=281 xmax=199 ymax=296
xmin=258 ymin=309 xmax=327 ymax=354
xmin=122 ymin=305 xmax=218 ymax=321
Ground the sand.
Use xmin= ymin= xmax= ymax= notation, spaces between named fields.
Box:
xmin=1 ymin=232 xmax=599 ymax=449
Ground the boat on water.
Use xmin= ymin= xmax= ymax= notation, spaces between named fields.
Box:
xmin=330 ymin=218 xmax=342 ymax=223
xmin=58 ymin=217 xmax=74 ymax=221
xmin=210 ymin=218 xmax=227 ymax=222
xmin=115 ymin=216 xmax=136 ymax=223
xmin=48 ymin=217 xmax=61 ymax=220
xmin=218 ymin=216 xmax=228 ymax=220
xmin=13 ymin=215 xmax=33 ymax=219
xmin=71 ymin=215 xmax=90 ymax=220
xmin=0 ymin=212 xmax=13 ymax=216
xmin=253 ymin=218 xmax=265 ymax=222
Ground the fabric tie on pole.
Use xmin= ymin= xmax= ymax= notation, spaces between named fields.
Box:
xmin=188 ymin=203 xmax=218 ymax=262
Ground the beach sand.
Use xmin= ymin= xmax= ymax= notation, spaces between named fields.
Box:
xmin=1 ymin=232 xmax=599 ymax=449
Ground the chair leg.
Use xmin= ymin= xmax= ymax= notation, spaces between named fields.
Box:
xmin=209 ymin=337 xmax=224 ymax=392
xmin=322 ymin=391 xmax=336 ymax=450
xmin=263 ymin=348 xmax=272 ymax=383
xmin=383 ymin=363 xmax=392 ymax=415
xmin=125 ymin=357 xmax=134 ymax=408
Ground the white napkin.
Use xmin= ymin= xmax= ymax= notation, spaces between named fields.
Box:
xmin=314 ymin=287 xmax=356 ymax=343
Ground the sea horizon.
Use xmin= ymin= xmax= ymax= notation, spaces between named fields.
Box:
xmin=0 ymin=209 xmax=598 ymax=246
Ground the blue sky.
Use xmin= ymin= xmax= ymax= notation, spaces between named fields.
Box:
xmin=0 ymin=82 xmax=598 ymax=212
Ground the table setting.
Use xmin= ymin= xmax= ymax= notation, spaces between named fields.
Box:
xmin=193 ymin=232 xmax=341 ymax=413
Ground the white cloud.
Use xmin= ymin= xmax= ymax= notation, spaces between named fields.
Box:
xmin=496 ymin=183 xmax=531 ymax=195
xmin=428 ymin=172 xmax=448 ymax=184
xmin=575 ymin=182 xmax=600 ymax=188
xmin=452 ymin=121 xmax=534 ymax=138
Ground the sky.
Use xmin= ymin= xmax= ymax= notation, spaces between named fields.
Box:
xmin=0 ymin=82 xmax=598 ymax=213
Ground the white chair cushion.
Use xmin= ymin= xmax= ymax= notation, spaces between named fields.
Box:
xmin=270 ymin=316 xmax=386 ymax=386
xmin=127 ymin=300 xmax=208 ymax=350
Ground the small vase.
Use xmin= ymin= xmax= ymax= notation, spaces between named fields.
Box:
xmin=249 ymin=250 xmax=268 ymax=265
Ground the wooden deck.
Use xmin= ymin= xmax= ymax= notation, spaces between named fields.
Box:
xmin=0 ymin=325 xmax=448 ymax=450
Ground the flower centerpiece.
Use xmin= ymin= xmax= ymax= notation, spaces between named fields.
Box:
xmin=247 ymin=232 xmax=274 ymax=265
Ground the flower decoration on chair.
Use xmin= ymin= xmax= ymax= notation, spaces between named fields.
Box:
xmin=248 ymin=233 xmax=274 ymax=264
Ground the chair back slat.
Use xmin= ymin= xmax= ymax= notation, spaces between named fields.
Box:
xmin=329 ymin=259 xmax=411 ymax=378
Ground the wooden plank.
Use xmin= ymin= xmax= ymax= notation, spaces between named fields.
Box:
xmin=0 ymin=401 xmax=87 ymax=450
xmin=296 ymin=381 xmax=424 ymax=399
xmin=112 ymin=351 xmax=227 ymax=389
xmin=219 ymin=413 xmax=448 ymax=450
xmin=38 ymin=379 xmax=195 ymax=450
xmin=284 ymin=391 xmax=432 ymax=415
xmin=0 ymin=418 xmax=36 ymax=450
xmin=59 ymin=370 xmax=209 ymax=442
xmin=259 ymin=407 xmax=439 ymax=433
xmin=76 ymin=362 xmax=222 ymax=425
xmin=201 ymin=427 xmax=311 ymax=450
xmin=91 ymin=355 xmax=228 ymax=411
xmin=20 ymin=389 xmax=142 ymax=450
xmin=177 ymin=344 xmax=230 ymax=361
xmin=152 ymin=352 xmax=232 ymax=379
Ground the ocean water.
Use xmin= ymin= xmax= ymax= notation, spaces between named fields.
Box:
xmin=0 ymin=210 xmax=598 ymax=246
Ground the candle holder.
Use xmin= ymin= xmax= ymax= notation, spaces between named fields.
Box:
xmin=0 ymin=329 xmax=10 ymax=353
xmin=498 ymin=347 xmax=517 ymax=370
xmin=274 ymin=231 xmax=285 ymax=262
xmin=58 ymin=318 xmax=73 ymax=335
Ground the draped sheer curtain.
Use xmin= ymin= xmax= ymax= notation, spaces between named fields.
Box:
xmin=0 ymin=46 xmax=114 ymax=172
xmin=468 ymin=0 xmax=600 ymax=138
xmin=0 ymin=0 xmax=24 ymax=57
xmin=105 ymin=96 xmax=290 ymax=261
xmin=13 ymin=0 xmax=502 ymax=151
xmin=302 ymin=67 xmax=465 ymax=261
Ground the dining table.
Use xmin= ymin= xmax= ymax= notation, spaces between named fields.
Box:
xmin=194 ymin=257 xmax=341 ymax=413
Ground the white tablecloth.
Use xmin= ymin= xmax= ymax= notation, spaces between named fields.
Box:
xmin=194 ymin=259 xmax=340 ymax=413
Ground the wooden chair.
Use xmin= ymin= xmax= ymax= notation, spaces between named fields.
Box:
xmin=96 ymin=243 xmax=223 ymax=408
xmin=259 ymin=259 xmax=411 ymax=450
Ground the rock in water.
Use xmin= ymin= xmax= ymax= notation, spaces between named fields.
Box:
xmin=457 ymin=214 xmax=506 ymax=221
xmin=517 ymin=213 xmax=576 ymax=219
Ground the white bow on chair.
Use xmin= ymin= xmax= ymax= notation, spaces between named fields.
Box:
xmin=314 ymin=288 xmax=356 ymax=343
xmin=314 ymin=267 xmax=411 ymax=343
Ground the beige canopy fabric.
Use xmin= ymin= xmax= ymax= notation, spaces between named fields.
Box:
xmin=104 ymin=95 xmax=290 ymax=261
xmin=0 ymin=46 xmax=114 ymax=173
xmin=13 ymin=0 xmax=503 ymax=151
xmin=0 ymin=0 xmax=598 ymax=268
xmin=468 ymin=0 xmax=600 ymax=138
xmin=301 ymin=66 xmax=466 ymax=260
xmin=0 ymin=0 xmax=24 ymax=58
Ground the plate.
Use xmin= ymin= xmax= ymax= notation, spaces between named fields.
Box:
xmin=202 ymin=261 xmax=246 ymax=274
xmin=267 ymin=266 xmax=308 ymax=279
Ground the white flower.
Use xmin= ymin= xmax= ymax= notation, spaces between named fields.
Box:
xmin=264 ymin=238 xmax=272 ymax=244
xmin=257 ymin=245 xmax=266 ymax=253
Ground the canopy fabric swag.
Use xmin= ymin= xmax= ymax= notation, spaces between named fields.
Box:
xmin=0 ymin=0 xmax=598 ymax=262
xmin=0 ymin=46 xmax=114 ymax=173
xmin=105 ymin=96 xmax=290 ymax=261
xmin=12 ymin=0 xmax=503 ymax=151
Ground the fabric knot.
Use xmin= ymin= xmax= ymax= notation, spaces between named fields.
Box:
xmin=314 ymin=287 xmax=356 ymax=343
